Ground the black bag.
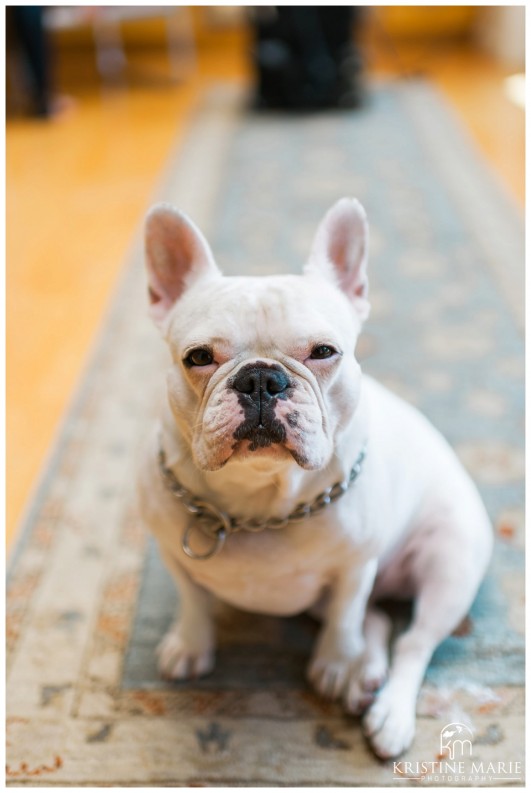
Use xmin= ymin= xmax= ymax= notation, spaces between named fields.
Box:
xmin=252 ymin=7 xmax=364 ymax=110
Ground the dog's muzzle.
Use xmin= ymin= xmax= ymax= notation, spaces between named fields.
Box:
xmin=230 ymin=362 xmax=292 ymax=450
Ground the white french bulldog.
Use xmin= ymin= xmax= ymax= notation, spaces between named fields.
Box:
xmin=138 ymin=198 xmax=493 ymax=759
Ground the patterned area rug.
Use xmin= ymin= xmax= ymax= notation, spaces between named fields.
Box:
xmin=7 ymin=82 xmax=524 ymax=787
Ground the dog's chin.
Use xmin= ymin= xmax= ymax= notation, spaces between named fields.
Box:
xmin=196 ymin=440 xmax=326 ymax=473
xmin=232 ymin=440 xmax=293 ymax=464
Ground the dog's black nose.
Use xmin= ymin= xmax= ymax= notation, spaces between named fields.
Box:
xmin=232 ymin=364 xmax=290 ymax=399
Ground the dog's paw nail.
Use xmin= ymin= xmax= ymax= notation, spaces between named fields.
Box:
xmin=191 ymin=650 xmax=215 ymax=678
xmin=362 ymin=675 xmax=386 ymax=693
xmin=359 ymin=693 xmax=375 ymax=711
xmin=308 ymin=662 xmax=344 ymax=700
xmin=346 ymin=692 xmax=374 ymax=716
xmin=170 ymin=655 xmax=191 ymax=679
xmin=156 ymin=628 xmax=214 ymax=681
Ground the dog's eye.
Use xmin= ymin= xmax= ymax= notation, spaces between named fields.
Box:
xmin=185 ymin=348 xmax=214 ymax=367
xmin=310 ymin=344 xmax=336 ymax=360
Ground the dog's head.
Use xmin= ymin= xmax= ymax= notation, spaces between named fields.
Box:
xmin=145 ymin=198 xmax=370 ymax=472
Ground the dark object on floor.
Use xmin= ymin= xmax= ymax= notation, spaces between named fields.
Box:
xmin=250 ymin=7 xmax=366 ymax=111
xmin=7 ymin=6 xmax=52 ymax=117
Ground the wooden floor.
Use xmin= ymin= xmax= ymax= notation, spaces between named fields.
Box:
xmin=6 ymin=22 xmax=524 ymax=550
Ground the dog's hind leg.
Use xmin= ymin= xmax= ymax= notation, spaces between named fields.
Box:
xmin=363 ymin=529 xmax=490 ymax=759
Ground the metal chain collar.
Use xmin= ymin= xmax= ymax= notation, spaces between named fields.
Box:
xmin=158 ymin=440 xmax=367 ymax=560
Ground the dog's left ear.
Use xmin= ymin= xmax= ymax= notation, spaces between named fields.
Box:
xmin=145 ymin=204 xmax=221 ymax=328
xmin=305 ymin=198 xmax=370 ymax=321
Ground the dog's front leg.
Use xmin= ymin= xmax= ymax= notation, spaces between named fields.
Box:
xmin=156 ymin=545 xmax=215 ymax=680
xmin=308 ymin=558 xmax=380 ymax=710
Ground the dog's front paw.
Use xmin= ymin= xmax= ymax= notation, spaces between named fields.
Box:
xmin=363 ymin=684 xmax=416 ymax=759
xmin=307 ymin=649 xmax=385 ymax=714
xmin=157 ymin=624 xmax=214 ymax=680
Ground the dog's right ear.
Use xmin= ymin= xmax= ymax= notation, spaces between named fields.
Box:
xmin=145 ymin=204 xmax=221 ymax=327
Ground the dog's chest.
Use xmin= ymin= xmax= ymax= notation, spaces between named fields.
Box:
xmin=179 ymin=524 xmax=347 ymax=616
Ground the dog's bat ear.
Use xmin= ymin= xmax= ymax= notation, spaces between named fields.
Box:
xmin=145 ymin=204 xmax=221 ymax=327
xmin=305 ymin=198 xmax=370 ymax=321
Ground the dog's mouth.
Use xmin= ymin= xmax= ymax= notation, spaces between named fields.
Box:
xmin=233 ymin=417 xmax=287 ymax=451
xmin=231 ymin=417 xmax=292 ymax=464
xmin=230 ymin=418 xmax=313 ymax=468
